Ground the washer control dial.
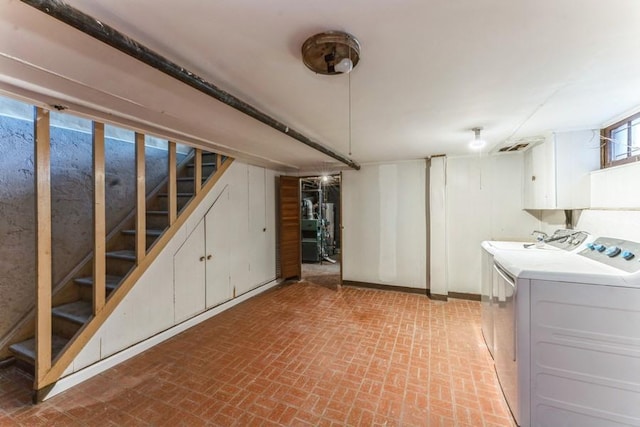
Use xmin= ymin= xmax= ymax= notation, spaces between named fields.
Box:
xmin=605 ymin=246 xmax=621 ymax=257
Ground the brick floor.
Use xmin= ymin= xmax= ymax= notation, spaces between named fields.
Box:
xmin=0 ymin=282 xmax=514 ymax=426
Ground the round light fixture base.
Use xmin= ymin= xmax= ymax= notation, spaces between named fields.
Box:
xmin=301 ymin=31 xmax=361 ymax=75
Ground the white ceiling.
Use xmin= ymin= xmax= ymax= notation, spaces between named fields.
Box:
xmin=1 ymin=0 xmax=640 ymax=171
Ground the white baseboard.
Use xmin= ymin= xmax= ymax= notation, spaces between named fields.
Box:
xmin=43 ymin=279 xmax=281 ymax=401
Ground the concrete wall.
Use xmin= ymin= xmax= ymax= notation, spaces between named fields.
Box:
xmin=342 ymin=160 xmax=427 ymax=289
xmin=0 ymin=114 xmax=179 ymax=342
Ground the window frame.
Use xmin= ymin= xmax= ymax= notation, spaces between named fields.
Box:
xmin=602 ymin=111 xmax=640 ymax=168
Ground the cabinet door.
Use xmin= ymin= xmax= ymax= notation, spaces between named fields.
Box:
xmin=523 ymin=141 xmax=554 ymax=209
xmin=248 ymin=165 xmax=269 ymax=289
xmin=174 ymin=219 xmax=206 ymax=323
xmin=205 ymin=186 xmax=232 ymax=308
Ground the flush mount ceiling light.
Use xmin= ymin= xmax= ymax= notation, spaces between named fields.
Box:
xmin=469 ymin=127 xmax=487 ymax=150
xmin=301 ymin=31 xmax=361 ymax=75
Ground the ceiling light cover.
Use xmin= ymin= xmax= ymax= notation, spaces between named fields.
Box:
xmin=301 ymin=31 xmax=361 ymax=75
xmin=469 ymin=127 xmax=486 ymax=150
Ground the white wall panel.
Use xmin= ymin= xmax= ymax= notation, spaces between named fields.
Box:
xmin=444 ymin=153 xmax=539 ymax=295
xmin=343 ymin=160 xmax=426 ymax=289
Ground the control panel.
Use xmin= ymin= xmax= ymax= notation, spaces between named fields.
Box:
xmin=579 ymin=237 xmax=640 ymax=273
xmin=546 ymin=229 xmax=589 ymax=251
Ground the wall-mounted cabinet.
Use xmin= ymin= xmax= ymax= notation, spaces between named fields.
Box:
xmin=523 ymin=130 xmax=600 ymax=210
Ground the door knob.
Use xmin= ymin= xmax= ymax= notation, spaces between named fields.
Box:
xmin=207 ymin=254 xmax=213 ymax=260
xmin=199 ymin=256 xmax=205 ymax=262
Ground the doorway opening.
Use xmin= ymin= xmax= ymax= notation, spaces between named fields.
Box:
xmin=300 ymin=175 xmax=341 ymax=288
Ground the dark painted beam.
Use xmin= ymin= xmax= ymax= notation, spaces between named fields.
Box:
xmin=20 ymin=0 xmax=361 ymax=170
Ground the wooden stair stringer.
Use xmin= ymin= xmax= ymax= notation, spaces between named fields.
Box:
xmin=39 ymin=158 xmax=234 ymax=389
xmin=0 ymin=151 xmax=198 ymax=360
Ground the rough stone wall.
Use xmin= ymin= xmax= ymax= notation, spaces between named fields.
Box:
xmin=0 ymin=115 xmax=176 ymax=341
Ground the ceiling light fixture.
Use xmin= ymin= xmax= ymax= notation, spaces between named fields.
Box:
xmin=301 ymin=31 xmax=361 ymax=156
xmin=301 ymin=31 xmax=360 ymax=75
xmin=469 ymin=127 xmax=486 ymax=150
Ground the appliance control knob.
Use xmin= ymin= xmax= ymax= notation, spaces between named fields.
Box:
xmin=595 ymin=244 xmax=607 ymax=252
xmin=622 ymin=251 xmax=635 ymax=261
xmin=586 ymin=243 xmax=596 ymax=250
xmin=605 ymin=246 xmax=621 ymax=257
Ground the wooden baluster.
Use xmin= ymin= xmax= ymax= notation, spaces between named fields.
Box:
xmin=92 ymin=122 xmax=106 ymax=314
xmin=194 ymin=148 xmax=202 ymax=195
xmin=168 ymin=141 xmax=177 ymax=225
xmin=216 ymin=152 xmax=222 ymax=171
xmin=135 ymin=133 xmax=146 ymax=263
xmin=34 ymin=107 xmax=52 ymax=387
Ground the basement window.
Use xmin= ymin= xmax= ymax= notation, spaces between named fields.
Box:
xmin=602 ymin=111 xmax=640 ymax=168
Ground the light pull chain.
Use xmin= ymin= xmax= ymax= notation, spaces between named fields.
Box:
xmin=348 ymin=47 xmax=352 ymax=156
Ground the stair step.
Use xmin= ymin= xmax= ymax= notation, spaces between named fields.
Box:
xmin=106 ymin=250 xmax=136 ymax=262
xmin=52 ymin=301 xmax=93 ymax=325
xmin=158 ymin=193 xmax=193 ymax=198
xmin=9 ymin=335 xmax=69 ymax=363
xmin=147 ymin=210 xmax=169 ymax=216
xmin=74 ymin=275 xmax=122 ymax=291
xmin=187 ymin=162 xmax=216 ymax=168
xmin=121 ymin=229 xmax=164 ymax=237
xmin=176 ymin=177 xmax=207 ymax=182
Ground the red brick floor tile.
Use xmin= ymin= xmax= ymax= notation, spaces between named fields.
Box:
xmin=0 ymin=283 xmax=514 ymax=426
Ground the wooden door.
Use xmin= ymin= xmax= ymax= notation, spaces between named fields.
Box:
xmin=205 ymin=186 xmax=232 ymax=308
xmin=174 ymin=219 xmax=206 ymax=323
xmin=279 ymin=176 xmax=301 ymax=280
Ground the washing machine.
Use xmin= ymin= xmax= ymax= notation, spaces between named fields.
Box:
xmin=489 ymin=236 xmax=640 ymax=426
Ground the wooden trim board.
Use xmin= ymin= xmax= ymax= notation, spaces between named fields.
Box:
xmin=135 ymin=133 xmax=146 ymax=263
xmin=92 ymin=121 xmax=106 ymax=314
xmin=34 ymin=107 xmax=52 ymax=388
xmin=168 ymin=142 xmax=177 ymax=225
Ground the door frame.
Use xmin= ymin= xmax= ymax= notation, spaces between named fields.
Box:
xmin=292 ymin=174 xmax=343 ymax=286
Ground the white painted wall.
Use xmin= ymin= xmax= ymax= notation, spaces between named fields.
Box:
xmin=568 ymin=162 xmax=640 ymax=241
xmin=590 ymin=162 xmax=640 ymax=209
xmin=342 ymin=160 xmax=427 ymax=289
xmin=432 ymin=153 xmax=541 ymax=295
xmin=66 ymin=161 xmax=278 ymax=375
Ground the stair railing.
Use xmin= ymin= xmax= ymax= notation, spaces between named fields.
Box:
xmin=27 ymin=105 xmax=231 ymax=395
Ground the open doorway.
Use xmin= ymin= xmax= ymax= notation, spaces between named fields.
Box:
xmin=300 ymin=175 xmax=341 ymax=287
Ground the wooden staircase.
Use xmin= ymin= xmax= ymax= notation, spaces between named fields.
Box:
xmin=4 ymin=141 xmax=230 ymax=398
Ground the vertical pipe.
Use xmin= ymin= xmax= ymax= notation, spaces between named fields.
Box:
xmin=34 ymin=107 xmax=52 ymax=386
xmin=194 ymin=148 xmax=202 ymax=195
xmin=168 ymin=141 xmax=177 ymax=225
xmin=135 ymin=133 xmax=146 ymax=263
xmin=92 ymin=122 xmax=106 ymax=313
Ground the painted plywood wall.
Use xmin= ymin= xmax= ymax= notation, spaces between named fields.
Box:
xmin=433 ymin=152 xmax=541 ymax=295
xmin=342 ymin=160 xmax=427 ymax=289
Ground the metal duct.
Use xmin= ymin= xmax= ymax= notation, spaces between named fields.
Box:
xmin=20 ymin=0 xmax=361 ymax=170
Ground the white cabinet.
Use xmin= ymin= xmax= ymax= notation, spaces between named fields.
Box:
xmin=173 ymin=164 xmax=276 ymax=324
xmin=174 ymin=187 xmax=232 ymax=322
xmin=522 ymin=130 xmax=599 ymax=209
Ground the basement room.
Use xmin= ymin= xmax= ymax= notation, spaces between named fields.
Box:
xmin=1 ymin=1 xmax=640 ymax=426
